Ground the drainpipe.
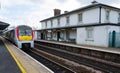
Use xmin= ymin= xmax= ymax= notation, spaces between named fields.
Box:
xmin=99 ymin=6 xmax=102 ymax=24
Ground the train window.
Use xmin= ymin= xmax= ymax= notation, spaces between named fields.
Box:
xmin=19 ymin=30 xmax=25 ymax=35
xmin=26 ymin=30 xmax=32 ymax=35
xmin=19 ymin=29 xmax=32 ymax=36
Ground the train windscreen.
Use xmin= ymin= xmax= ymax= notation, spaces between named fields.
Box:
xmin=19 ymin=29 xmax=32 ymax=36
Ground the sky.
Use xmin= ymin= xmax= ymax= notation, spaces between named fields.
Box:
xmin=0 ymin=0 xmax=120 ymax=29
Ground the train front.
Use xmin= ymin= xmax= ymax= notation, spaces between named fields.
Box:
xmin=16 ymin=25 xmax=34 ymax=48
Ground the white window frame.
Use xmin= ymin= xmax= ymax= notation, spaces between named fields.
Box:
xmin=51 ymin=20 xmax=53 ymax=27
xmin=66 ymin=16 xmax=70 ymax=24
xmin=57 ymin=18 xmax=60 ymax=26
xmin=86 ymin=27 xmax=94 ymax=41
xmin=105 ymin=10 xmax=110 ymax=21
xmin=118 ymin=13 xmax=120 ymax=23
xmin=78 ymin=13 xmax=83 ymax=22
xmin=45 ymin=21 xmax=47 ymax=28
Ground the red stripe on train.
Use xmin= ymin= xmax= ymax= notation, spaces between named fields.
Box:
xmin=32 ymin=30 xmax=34 ymax=40
xmin=16 ymin=27 xmax=19 ymax=40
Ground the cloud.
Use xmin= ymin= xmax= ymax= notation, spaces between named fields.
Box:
xmin=1 ymin=0 xmax=33 ymax=7
xmin=76 ymin=0 xmax=120 ymax=5
xmin=57 ymin=0 xmax=67 ymax=3
xmin=1 ymin=0 xmax=120 ymax=29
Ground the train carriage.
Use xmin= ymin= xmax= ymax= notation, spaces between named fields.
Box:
xmin=4 ymin=25 xmax=34 ymax=48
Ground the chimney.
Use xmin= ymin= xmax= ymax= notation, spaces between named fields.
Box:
xmin=91 ymin=0 xmax=98 ymax=4
xmin=54 ymin=9 xmax=61 ymax=16
xmin=64 ymin=11 xmax=68 ymax=13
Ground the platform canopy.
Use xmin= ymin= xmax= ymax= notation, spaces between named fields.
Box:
xmin=0 ymin=21 xmax=10 ymax=30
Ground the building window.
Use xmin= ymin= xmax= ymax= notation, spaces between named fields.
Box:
xmin=57 ymin=18 xmax=60 ymax=26
xmin=66 ymin=16 xmax=70 ymax=24
xmin=45 ymin=21 xmax=47 ymax=28
xmin=78 ymin=13 xmax=82 ymax=22
xmin=51 ymin=20 xmax=53 ymax=27
xmin=106 ymin=10 xmax=110 ymax=21
xmin=118 ymin=13 xmax=120 ymax=23
xmin=86 ymin=27 xmax=94 ymax=40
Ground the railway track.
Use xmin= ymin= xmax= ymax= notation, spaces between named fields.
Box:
xmin=35 ymin=40 xmax=120 ymax=64
xmin=5 ymin=38 xmax=74 ymax=73
xmin=34 ymin=43 xmax=120 ymax=73
xmin=22 ymin=48 xmax=75 ymax=73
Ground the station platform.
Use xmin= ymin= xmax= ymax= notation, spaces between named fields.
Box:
xmin=0 ymin=38 xmax=21 ymax=73
xmin=0 ymin=37 xmax=53 ymax=73
xmin=36 ymin=40 xmax=120 ymax=55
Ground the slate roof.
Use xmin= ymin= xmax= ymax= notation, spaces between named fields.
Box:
xmin=40 ymin=3 xmax=120 ymax=22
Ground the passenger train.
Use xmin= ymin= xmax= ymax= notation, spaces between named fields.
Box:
xmin=4 ymin=25 xmax=34 ymax=48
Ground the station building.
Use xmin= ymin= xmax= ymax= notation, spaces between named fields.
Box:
xmin=35 ymin=1 xmax=120 ymax=48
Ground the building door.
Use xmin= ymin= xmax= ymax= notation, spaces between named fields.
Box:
xmin=66 ymin=31 xmax=69 ymax=41
xmin=109 ymin=31 xmax=116 ymax=47
xmin=41 ymin=33 xmax=44 ymax=39
xmin=111 ymin=31 xmax=116 ymax=47
xmin=57 ymin=32 xmax=60 ymax=41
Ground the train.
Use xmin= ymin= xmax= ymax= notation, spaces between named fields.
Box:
xmin=4 ymin=25 xmax=34 ymax=48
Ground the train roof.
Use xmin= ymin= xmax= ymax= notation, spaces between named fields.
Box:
xmin=3 ymin=25 xmax=32 ymax=33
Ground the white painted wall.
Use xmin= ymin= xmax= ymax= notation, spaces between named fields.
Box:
xmin=70 ymin=14 xmax=78 ymax=25
xmin=101 ymin=8 xmax=105 ymax=23
xmin=34 ymin=30 xmax=41 ymax=40
xmin=60 ymin=16 xmax=66 ymax=27
xmin=53 ymin=19 xmax=57 ymax=27
xmin=77 ymin=26 xmax=108 ymax=47
xmin=41 ymin=6 xmax=120 ymax=30
xmin=41 ymin=8 xmax=120 ymax=29
xmin=101 ymin=8 xmax=119 ymax=23
xmin=34 ymin=31 xmax=38 ymax=40
xmin=40 ymin=6 xmax=120 ymax=47
xmin=108 ymin=26 xmax=120 ymax=32
xmin=47 ymin=21 xmax=51 ymax=28
xmin=83 ymin=8 xmax=99 ymax=24
xmin=76 ymin=28 xmax=87 ymax=44
xmin=110 ymin=10 xmax=118 ymax=23
xmin=69 ymin=29 xmax=76 ymax=39
xmin=77 ymin=25 xmax=120 ymax=47
xmin=93 ymin=26 xmax=108 ymax=47
xmin=41 ymin=22 xmax=46 ymax=29
xmin=41 ymin=8 xmax=101 ymax=29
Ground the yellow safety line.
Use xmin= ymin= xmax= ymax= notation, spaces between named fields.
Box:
xmin=2 ymin=38 xmax=27 ymax=73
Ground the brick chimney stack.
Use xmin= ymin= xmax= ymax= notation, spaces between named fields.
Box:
xmin=54 ymin=9 xmax=61 ymax=16
xmin=91 ymin=0 xmax=98 ymax=4
xmin=64 ymin=11 xmax=68 ymax=13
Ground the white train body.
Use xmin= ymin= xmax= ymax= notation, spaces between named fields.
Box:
xmin=4 ymin=25 xmax=34 ymax=48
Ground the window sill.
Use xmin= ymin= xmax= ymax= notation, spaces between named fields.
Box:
xmin=85 ymin=38 xmax=94 ymax=41
xmin=66 ymin=23 xmax=70 ymax=26
xmin=104 ymin=20 xmax=110 ymax=23
xmin=78 ymin=21 xmax=83 ymax=23
xmin=57 ymin=25 xmax=60 ymax=27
